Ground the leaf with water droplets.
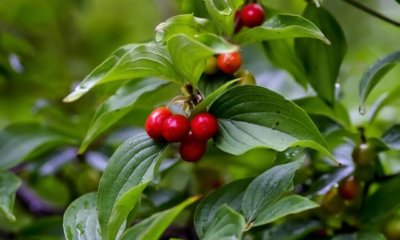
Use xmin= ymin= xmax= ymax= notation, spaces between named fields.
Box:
xmin=63 ymin=193 xmax=101 ymax=240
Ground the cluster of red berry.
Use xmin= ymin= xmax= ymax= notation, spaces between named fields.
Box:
xmin=145 ymin=107 xmax=218 ymax=162
xmin=209 ymin=3 xmax=265 ymax=76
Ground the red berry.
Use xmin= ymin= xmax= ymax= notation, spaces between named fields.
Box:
xmin=241 ymin=3 xmax=265 ymax=28
xmin=191 ymin=113 xmax=218 ymax=140
xmin=234 ymin=10 xmax=244 ymax=33
xmin=162 ymin=114 xmax=190 ymax=142
xmin=338 ymin=177 xmax=359 ymax=200
xmin=217 ymin=52 xmax=242 ymax=74
xmin=145 ymin=107 xmax=172 ymax=140
xmin=179 ymin=134 xmax=207 ymax=162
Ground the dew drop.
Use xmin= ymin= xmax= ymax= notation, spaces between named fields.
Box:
xmin=358 ymin=104 xmax=366 ymax=115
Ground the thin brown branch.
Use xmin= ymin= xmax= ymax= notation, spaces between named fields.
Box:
xmin=343 ymin=0 xmax=400 ymax=27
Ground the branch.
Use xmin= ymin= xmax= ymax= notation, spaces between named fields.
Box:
xmin=343 ymin=0 xmax=400 ymax=27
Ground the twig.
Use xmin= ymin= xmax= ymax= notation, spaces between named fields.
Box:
xmin=343 ymin=0 xmax=400 ymax=27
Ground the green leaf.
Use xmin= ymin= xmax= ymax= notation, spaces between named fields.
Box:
xmin=204 ymin=0 xmax=243 ymax=36
xmin=242 ymin=161 xmax=303 ymax=221
xmin=294 ymin=97 xmax=351 ymax=128
xmin=209 ymin=85 xmax=333 ymax=158
xmin=64 ymin=43 xmax=179 ymax=102
xmin=198 ymin=73 xmax=235 ymax=97
xmin=253 ymin=195 xmax=318 ymax=227
xmin=202 ymin=205 xmax=245 ymax=240
xmin=361 ymin=175 xmax=400 ymax=224
xmin=382 ymin=124 xmax=400 ymax=150
xmin=194 ymin=178 xmax=251 ymax=238
xmin=332 ymin=231 xmax=386 ymax=240
xmin=295 ymin=6 xmax=347 ymax=104
xmin=234 ymin=14 xmax=329 ymax=45
xmin=96 ymin=134 xmax=169 ymax=240
xmin=359 ymin=51 xmax=400 ymax=107
xmin=262 ymin=219 xmax=321 ymax=240
xmin=155 ymin=14 xmax=216 ymax=42
xmin=190 ymin=78 xmax=240 ymax=117
xmin=79 ymin=78 xmax=170 ymax=153
xmin=0 ymin=171 xmax=21 ymax=222
xmin=63 ymin=193 xmax=101 ymax=240
xmin=262 ymin=40 xmax=308 ymax=88
xmin=368 ymin=85 xmax=400 ymax=123
xmin=120 ymin=196 xmax=198 ymax=240
xmin=0 ymin=123 xmax=77 ymax=170
xmin=167 ymin=33 xmax=238 ymax=86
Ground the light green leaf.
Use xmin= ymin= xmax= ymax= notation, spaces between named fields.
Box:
xmin=0 ymin=171 xmax=21 ymax=222
xmin=262 ymin=40 xmax=308 ymax=88
xmin=0 ymin=123 xmax=77 ymax=170
xmin=361 ymin=175 xmax=400 ymax=224
xmin=155 ymin=14 xmax=216 ymax=42
xmin=242 ymin=161 xmax=303 ymax=221
xmin=294 ymin=97 xmax=351 ymax=128
xmin=167 ymin=33 xmax=238 ymax=87
xmin=194 ymin=178 xmax=251 ymax=238
xmin=253 ymin=195 xmax=319 ymax=227
xmin=202 ymin=205 xmax=245 ymax=240
xmin=64 ymin=43 xmax=179 ymax=102
xmin=295 ymin=6 xmax=347 ymax=104
xmin=234 ymin=14 xmax=329 ymax=45
xmin=382 ymin=124 xmax=400 ymax=150
xmin=79 ymin=78 xmax=170 ymax=153
xmin=209 ymin=85 xmax=333 ymax=158
xmin=332 ymin=231 xmax=386 ymax=240
xmin=97 ymin=134 xmax=169 ymax=240
xmin=368 ymin=85 xmax=400 ymax=124
xmin=204 ymin=0 xmax=243 ymax=36
xmin=120 ymin=196 xmax=199 ymax=240
xmin=63 ymin=193 xmax=101 ymax=240
xmin=190 ymin=78 xmax=240 ymax=117
xmin=359 ymin=51 xmax=400 ymax=107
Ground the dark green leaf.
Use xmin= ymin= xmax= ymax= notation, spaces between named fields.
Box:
xmin=120 ymin=196 xmax=198 ymax=240
xmin=64 ymin=43 xmax=179 ymax=102
xmin=190 ymin=78 xmax=239 ymax=117
xmin=295 ymin=6 xmax=347 ymax=104
xmin=202 ymin=205 xmax=245 ymax=240
xmin=155 ymin=14 xmax=216 ymax=42
xmin=332 ymin=231 xmax=386 ymax=240
xmin=242 ymin=161 xmax=303 ymax=221
xmin=63 ymin=193 xmax=100 ymax=240
xmin=234 ymin=14 xmax=329 ymax=45
xmin=294 ymin=97 xmax=351 ymax=128
xmin=198 ymin=73 xmax=235 ymax=97
xmin=262 ymin=219 xmax=321 ymax=240
xmin=362 ymin=175 xmax=400 ymax=223
xmin=253 ymin=195 xmax=318 ymax=226
xmin=167 ymin=33 xmax=238 ymax=87
xmin=262 ymin=40 xmax=308 ymax=88
xmin=79 ymin=78 xmax=170 ymax=153
xmin=0 ymin=171 xmax=21 ymax=222
xmin=97 ymin=134 xmax=169 ymax=240
xmin=359 ymin=51 xmax=400 ymax=107
xmin=382 ymin=124 xmax=400 ymax=150
xmin=194 ymin=178 xmax=251 ymax=238
xmin=204 ymin=0 xmax=243 ymax=36
xmin=0 ymin=123 xmax=77 ymax=170
xmin=209 ymin=85 xmax=333 ymax=157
